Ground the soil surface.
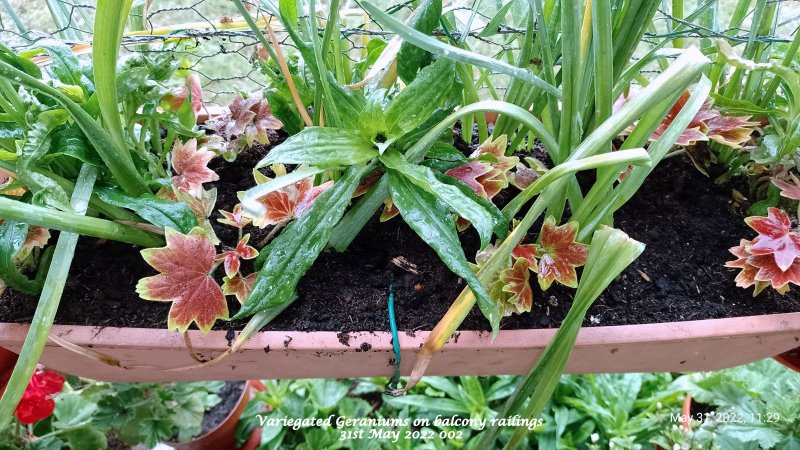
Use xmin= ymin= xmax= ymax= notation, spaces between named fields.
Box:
xmin=198 ymin=381 xmax=244 ymax=437
xmin=0 ymin=132 xmax=798 ymax=333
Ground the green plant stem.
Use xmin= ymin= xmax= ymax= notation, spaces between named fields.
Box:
xmin=0 ymin=165 xmax=97 ymax=428
xmin=0 ymin=197 xmax=163 ymax=247
xmin=0 ymin=161 xmax=137 ymax=222
xmin=93 ymin=0 xmax=133 ymax=153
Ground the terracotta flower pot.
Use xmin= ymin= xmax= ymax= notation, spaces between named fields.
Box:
xmin=774 ymin=345 xmax=800 ymax=373
xmin=170 ymin=379 xmax=265 ymax=450
xmin=0 ymin=312 xmax=798 ymax=382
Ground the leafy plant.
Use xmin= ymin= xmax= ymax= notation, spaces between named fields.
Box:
xmin=0 ymin=377 xmax=225 ymax=450
xmin=669 ymin=359 xmax=800 ymax=449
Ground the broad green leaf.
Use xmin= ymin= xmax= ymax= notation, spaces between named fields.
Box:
xmin=711 ymin=93 xmax=786 ymax=119
xmin=49 ymin=126 xmax=102 ymax=166
xmin=381 ymin=148 xmax=498 ymax=249
xmin=385 ymin=58 xmax=456 ymax=134
xmin=54 ymin=392 xmax=98 ymax=428
xmin=323 ymin=72 xmax=366 ymax=129
xmin=0 ymin=121 xmax=23 ymax=140
xmin=64 ymin=428 xmax=107 ymax=450
xmin=397 ymin=0 xmax=442 ymax=83
xmin=18 ymin=109 xmax=73 ymax=210
xmin=234 ymin=165 xmax=372 ymax=319
xmin=256 ymin=127 xmax=378 ymax=169
xmin=266 ymin=88 xmax=304 ymax=135
xmin=42 ymin=43 xmax=92 ymax=94
xmin=95 ymin=186 xmax=198 ymax=233
xmin=387 ymin=168 xmax=499 ymax=331
xmin=0 ymin=43 xmax=41 ymax=79
xmin=0 ymin=220 xmax=45 ymax=293
xmin=358 ymin=90 xmax=388 ymax=141
xmin=433 ymin=171 xmax=508 ymax=240
xmin=279 ymin=0 xmax=299 ymax=27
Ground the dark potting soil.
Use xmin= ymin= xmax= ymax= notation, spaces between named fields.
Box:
xmin=0 ymin=132 xmax=798 ymax=335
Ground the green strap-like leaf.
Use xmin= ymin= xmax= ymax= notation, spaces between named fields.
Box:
xmin=381 ymin=148 xmax=500 ymax=249
xmin=387 ymin=168 xmax=499 ymax=332
xmin=255 ymin=127 xmax=379 ymax=169
xmin=95 ymin=187 xmax=198 ymax=233
xmin=362 ymin=1 xmax=560 ymax=99
xmin=233 ymin=164 xmax=373 ymax=319
xmin=385 ymin=58 xmax=456 ymax=135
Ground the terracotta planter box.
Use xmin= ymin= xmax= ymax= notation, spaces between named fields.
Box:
xmin=0 ymin=312 xmax=798 ymax=382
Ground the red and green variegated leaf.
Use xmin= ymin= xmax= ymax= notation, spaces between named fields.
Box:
xmin=251 ymin=189 xmax=296 ymax=227
xmin=445 ymin=161 xmax=493 ymax=198
xmin=652 ymin=124 xmax=708 ymax=146
xmin=295 ymin=179 xmax=333 ymax=217
xmin=512 ymin=244 xmax=540 ymax=269
xmin=773 ymin=174 xmax=800 ymax=201
xmin=537 ymin=217 xmax=589 ymax=290
xmin=235 ymin=234 xmax=258 ymax=260
xmin=500 ymin=257 xmax=533 ymax=314
xmin=725 ymin=239 xmax=769 ymax=295
xmin=750 ymin=253 xmax=800 ymax=291
xmin=222 ymin=272 xmax=258 ymax=304
xmin=380 ymin=197 xmax=400 ymax=222
xmin=171 ymin=139 xmax=219 ymax=197
xmin=218 ymin=204 xmax=252 ymax=229
xmin=217 ymin=235 xmax=259 ymax=278
xmin=168 ymin=73 xmax=204 ymax=114
xmin=219 ymin=252 xmax=241 ymax=279
xmin=136 ymin=227 xmax=227 ymax=333
xmin=744 ymin=208 xmax=800 ymax=271
xmin=705 ymin=115 xmax=757 ymax=148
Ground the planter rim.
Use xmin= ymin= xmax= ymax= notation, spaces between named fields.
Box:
xmin=1 ymin=312 xmax=797 ymax=380
xmin=0 ymin=311 xmax=792 ymax=352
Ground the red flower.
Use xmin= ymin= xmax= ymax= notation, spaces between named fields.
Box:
xmin=14 ymin=367 xmax=65 ymax=424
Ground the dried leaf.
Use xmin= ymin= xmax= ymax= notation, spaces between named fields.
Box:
xmin=171 ymin=139 xmax=219 ymax=197
xmin=136 ymin=227 xmax=228 ymax=333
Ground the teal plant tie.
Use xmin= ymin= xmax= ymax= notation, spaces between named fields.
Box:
xmin=387 ymin=284 xmax=402 ymax=390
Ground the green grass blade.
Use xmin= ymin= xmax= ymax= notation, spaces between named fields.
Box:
xmin=0 ymin=165 xmax=97 ymax=428
xmin=361 ymin=1 xmax=560 ymax=99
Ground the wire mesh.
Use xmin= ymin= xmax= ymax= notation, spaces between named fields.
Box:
xmin=1 ymin=0 xmax=799 ymax=105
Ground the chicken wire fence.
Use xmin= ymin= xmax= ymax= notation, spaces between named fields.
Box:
xmin=1 ymin=0 xmax=799 ymax=105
